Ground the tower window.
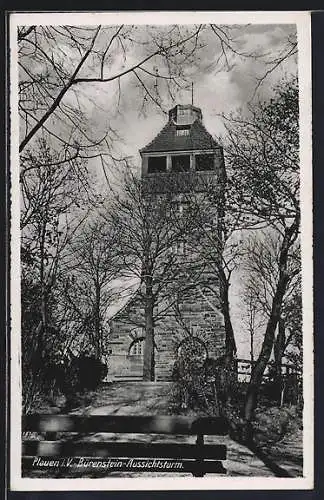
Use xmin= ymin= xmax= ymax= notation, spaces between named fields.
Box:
xmin=177 ymin=108 xmax=191 ymax=118
xmin=148 ymin=156 xmax=167 ymax=174
xmin=176 ymin=126 xmax=190 ymax=137
xmin=176 ymin=129 xmax=190 ymax=137
xmin=196 ymin=154 xmax=214 ymax=171
xmin=172 ymin=155 xmax=190 ymax=172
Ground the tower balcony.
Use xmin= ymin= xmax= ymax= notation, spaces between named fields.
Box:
xmin=141 ymin=170 xmax=219 ymax=195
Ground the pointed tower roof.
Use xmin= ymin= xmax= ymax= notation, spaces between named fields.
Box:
xmin=140 ymin=104 xmax=219 ymax=154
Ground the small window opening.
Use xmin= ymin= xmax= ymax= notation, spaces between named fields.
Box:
xmin=178 ymin=108 xmax=191 ymax=118
xmin=176 ymin=129 xmax=190 ymax=137
xmin=176 ymin=125 xmax=190 ymax=137
xmin=172 ymin=155 xmax=190 ymax=172
xmin=148 ymin=156 xmax=167 ymax=174
xmin=196 ymin=154 xmax=214 ymax=171
xmin=128 ymin=337 xmax=158 ymax=356
xmin=129 ymin=338 xmax=144 ymax=356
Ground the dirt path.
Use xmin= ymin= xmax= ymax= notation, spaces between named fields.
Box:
xmin=61 ymin=382 xmax=302 ymax=478
xmin=72 ymin=381 xmax=174 ymax=416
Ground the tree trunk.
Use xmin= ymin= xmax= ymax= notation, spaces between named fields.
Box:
xmin=219 ymin=268 xmax=237 ymax=365
xmin=273 ymin=317 xmax=286 ymax=405
xmin=249 ymin=304 xmax=255 ymax=364
xmin=244 ymin=277 xmax=289 ymax=422
xmin=38 ymin=221 xmax=47 ymax=362
xmin=250 ymin=327 xmax=254 ymax=364
xmin=244 ymin=220 xmax=298 ymax=424
xmin=217 ymin=156 xmax=236 ymax=367
xmin=94 ymin=284 xmax=101 ymax=359
xmin=143 ymin=277 xmax=155 ymax=381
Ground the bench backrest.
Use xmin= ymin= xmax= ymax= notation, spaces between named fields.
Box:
xmin=23 ymin=414 xmax=229 ymax=435
xmin=22 ymin=414 xmax=229 ymax=476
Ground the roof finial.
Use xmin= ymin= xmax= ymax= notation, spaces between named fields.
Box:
xmin=191 ymin=82 xmax=194 ymax=106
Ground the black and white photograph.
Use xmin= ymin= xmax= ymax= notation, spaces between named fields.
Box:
xmin=10 ymin=11 xmax=313 ymax=490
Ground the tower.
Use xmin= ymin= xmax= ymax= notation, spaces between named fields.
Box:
xmin=109 ymin=104 xmax=226 ymax=381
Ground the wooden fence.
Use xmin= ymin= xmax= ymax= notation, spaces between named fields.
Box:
xmin=237 ymin=358 xmax=302 ymax=405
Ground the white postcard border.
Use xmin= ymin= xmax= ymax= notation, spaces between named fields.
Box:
xmin=9 ymin=10 xmax=313 ymax=491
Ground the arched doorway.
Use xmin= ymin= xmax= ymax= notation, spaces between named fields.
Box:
xmin=127 ymin=337 xmax=145 ymax=378
xmin=127 ymin=337 xmax=158 ymax=379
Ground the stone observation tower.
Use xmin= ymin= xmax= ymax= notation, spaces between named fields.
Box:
xmin=108 ymin=104 xmax=226 ymax=381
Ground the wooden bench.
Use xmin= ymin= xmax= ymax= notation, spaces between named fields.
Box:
xmin=22 ymin=414 xmax=228 ymax=476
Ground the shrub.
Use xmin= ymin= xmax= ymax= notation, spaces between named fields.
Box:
xmin=70 ymin=355 xmax=108 ymax=391
xmin=171 ymin=354 xmax=240 ymax=417
xmin=253 ymin=405 xmax=302 ymax=446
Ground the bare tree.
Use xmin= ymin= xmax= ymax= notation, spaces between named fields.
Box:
xmin=223 ymin=75 xmax=300 ymax=429
xmin=62 ymin=218 xmax=121 ymax=359
xmin=242 ymin=231 xmax=300 ymax=395
xmin=193 ymin=210 xmax=240 ymax=365
xmin=21 ymin=137 xmax=91 ymax=408
xmin=178 ymin=161 xmax=242 ymax=367
xmin=21 ymin=139 xmax=89 ymax=347
xmin=242 ymin=285 xmax=264 ymax=364
xmin=105 ymin=170 xmax=210 ymax=380
xmin=18 ymin=25 xmax=205 ymax=156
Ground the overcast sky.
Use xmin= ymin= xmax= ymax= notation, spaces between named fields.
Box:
xmin=82 ymin=23 xmax=297 ymax=173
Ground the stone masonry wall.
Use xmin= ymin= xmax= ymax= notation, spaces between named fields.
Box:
xmin=109 ymin=285 xmax=226 ymax=381
xmin=154 ymin=287 xmax=226 ymax=381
